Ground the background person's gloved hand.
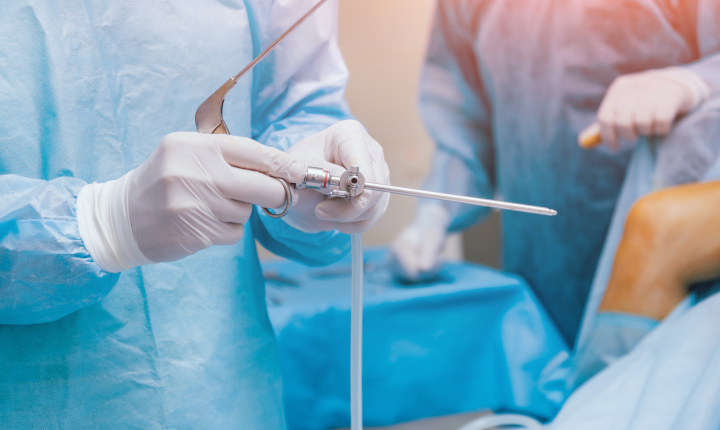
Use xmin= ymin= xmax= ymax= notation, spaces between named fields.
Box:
xmin=284 ymin=120 xmax=390 ymax=234
xmin=579 ymin=67 xmax=711 ymax=152
xmin=389 ymin=204 xmax=450 ymax=282
xmin=77 ymin=132 xmax=304 ymax=273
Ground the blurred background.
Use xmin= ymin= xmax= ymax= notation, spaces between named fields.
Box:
xmin=260 ymin=0 xmax=502 ymax=269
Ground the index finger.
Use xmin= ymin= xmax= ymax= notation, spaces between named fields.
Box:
xmin=214 ymin=134 xmax=306 ymax=184
xmin=598 ymin=107 xmax=619 ymax=151
xmin=331 ymin=123 xmax=382 ymax=180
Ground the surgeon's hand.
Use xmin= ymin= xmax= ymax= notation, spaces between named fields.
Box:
xmin=579 ymin=67 xmax=710 ymax=151
xmin=77 ymin=132 xmax=304 ymax=273
xmin=284 ymin=120 xmax=390 ymax=234
xmin=389 ymin=204 xmax=450 ymax=282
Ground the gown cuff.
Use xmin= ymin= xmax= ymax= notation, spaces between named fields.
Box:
xmin=653 ymin=66 xmax=712 ymax=110
xmin=77 ymin=173 xmax=152 ymax=273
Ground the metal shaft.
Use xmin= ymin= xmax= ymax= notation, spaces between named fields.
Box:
xmin=364 ymin=182 xmax=557 ymax=216
xmin=232 ymin=0 xmax=329 ymax=82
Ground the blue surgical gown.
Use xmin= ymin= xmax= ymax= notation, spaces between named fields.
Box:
xmin=0 ymin=1 xmax=351 ymax=428
xmin=419 ymin=0 xmax=720 ymax=345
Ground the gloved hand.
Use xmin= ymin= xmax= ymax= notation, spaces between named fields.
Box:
xmin=284 ymin=120 xmax=390 ymax=234
xmin=579 ymin=67 xmax=711 ymax=151
xmin=389 ymin=204 xmax=450 ymax=282
xmin=77 ymin=132 xmax=304 ymax=273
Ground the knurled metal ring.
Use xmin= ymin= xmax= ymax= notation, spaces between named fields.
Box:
xmin=262 ymin=178 xmax=293 ymax=218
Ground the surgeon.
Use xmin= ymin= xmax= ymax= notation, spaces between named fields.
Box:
xmin=391 ymin=0 xmax=720 ymax=345
xmin=0 ymin=1 xmax=389 ymax=429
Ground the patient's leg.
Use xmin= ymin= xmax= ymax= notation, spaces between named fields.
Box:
xmin=600 ymin=179 xmax=720 ymax=319
xmin=570 ymin=180 xmax=720 ymax=390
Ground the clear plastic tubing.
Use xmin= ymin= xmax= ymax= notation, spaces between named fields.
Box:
xmin=350 ymin=233 xmax=363 ymax=430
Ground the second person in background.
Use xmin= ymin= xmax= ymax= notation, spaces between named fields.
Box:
xmin=391 ymin=0 xmax=720 ymax=345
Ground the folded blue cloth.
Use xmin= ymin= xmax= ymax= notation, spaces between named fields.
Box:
xmin=263 ymin=248 xmax=568 ymax=429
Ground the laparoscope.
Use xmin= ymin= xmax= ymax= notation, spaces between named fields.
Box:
xmin=195 ymin=0 xmax=557 ymax=218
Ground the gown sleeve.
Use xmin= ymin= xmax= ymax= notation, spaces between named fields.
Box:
xmin=416 ymin=0 xmax=496 ymax=232
xmin=681 ymin=0 xmax=720 ymax=92
xmin=652 ymin=1 xmax=720 ymax=189
xmin=0 ymin=174 xmax=120 ymax=324
xmin=246 ymin=0 xmax=352 ymax=266
xmin=686 ymin=53 xmax=720 ymax=98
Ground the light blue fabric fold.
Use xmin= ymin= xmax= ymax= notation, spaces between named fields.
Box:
xmin=568 ymin=312 xmax=658 ymax=391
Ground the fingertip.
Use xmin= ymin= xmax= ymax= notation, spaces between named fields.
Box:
xmin=314 ymin=203 xmax=335 ymax=221
xmin=337 ymin=219 xmax=372 ymax=234
xmin=351 ymin=189 xmax=372 ymax=211
xmin=636 ymin=120 xmax=653 ymax=136
xmin=655 ymin=121 xmax=672 ymax=136
xmin=653 ymin=108 xmax=678 ymax=136
xmin=287 ymin=159 xmax=306 ymax=184
xmin=314 ymin=210 xmax=330 ymax=221
xmin=600 ymin=122 xmax=618 ymax=152
xmin=619 ymin=126 xmax=638 ymax=144
xmin=316 ymin=197 xmax=368 ymax=223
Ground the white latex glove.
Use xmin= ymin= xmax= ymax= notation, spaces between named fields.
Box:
xmin=578 ymin=67 xmax=711 ymax=151
xmin=389 ymin=204 xmax=450 ymax=282
xmin=284 ymin=120 xmax=390 ymax=234
xmin=77 ymin=132 xmax=303 ymax=273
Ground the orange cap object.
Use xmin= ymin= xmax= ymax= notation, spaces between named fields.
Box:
xmin=578 ymin=123 xmax=602 ymax=149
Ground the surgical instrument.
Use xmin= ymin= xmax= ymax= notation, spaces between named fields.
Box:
xmin=195 ymin=0 xmax=329 ymax=135
xmin=295 ymin=166 xmax=558 ymax=216
xmin=194 ymin=0 xmax=557 ymax=218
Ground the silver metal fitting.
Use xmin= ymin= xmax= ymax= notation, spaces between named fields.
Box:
xmin=339 ymin=167 xmax=365 ymax=199
xmin=297 ymin=166 xmax=328 ymax=190
xmin=347 ymin=166 xmax=360 ymax=197
xmin=329 ymin=190 xmax=351 ymax=198
xmin=295 ymin=166 xmax=365 ymax=200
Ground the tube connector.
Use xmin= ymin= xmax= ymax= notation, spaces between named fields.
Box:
xmin=297 ymin=166 xmax=329 ymax=190
xmin=347 ymin=166 xmax=360 ymax=197
xmin=295 ymin=166 xmax=363 ymax=199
